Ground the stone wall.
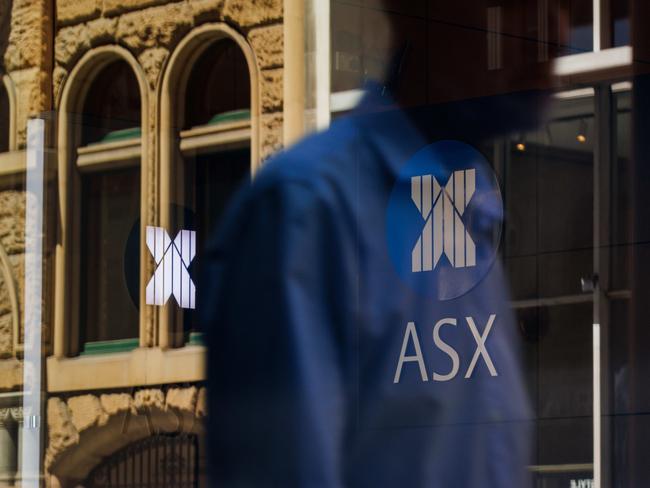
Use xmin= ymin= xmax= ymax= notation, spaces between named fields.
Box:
xmin=0 ymin=190 xmax=25 ymax=361
xmin=0 ymin=0 xmax=52 ymax=395
xmin=45 ymin=1 xmax=285 ymax=485
xmin=0 ymin=0 xmax=287 ymax=484
xmin=53 ymin=0 xmax=284 ymax=159
xmin=1 ymin=0 xmax=52 ymax=147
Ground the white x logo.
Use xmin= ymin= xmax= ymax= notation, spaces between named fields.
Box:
xmin=411 ymin=169 xmax=477 ymax=272
xmin=145 ymin=226 xmax=196 ymax=309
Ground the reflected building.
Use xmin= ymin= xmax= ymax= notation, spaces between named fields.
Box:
xmin=0 ymin=1 xmax=282 ymax=487
xmin=0 ymin=0 xmax=647 ymax=487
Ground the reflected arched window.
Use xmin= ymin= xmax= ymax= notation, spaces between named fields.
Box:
xmin=81 ymin=60 xmax=141 ymax=146
xmin=77 ymin=60 xmax=142 ymax=353
xmin=0 ymin=83 xmax=9 ymax=153
xmin=171 ymin=38 xmax=252 ymax=345
xmin=184 ymin=39 xmax=251 ymax=129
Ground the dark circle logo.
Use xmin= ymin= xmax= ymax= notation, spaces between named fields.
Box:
xmin=386 ymin=140 xmax=503 ymax=300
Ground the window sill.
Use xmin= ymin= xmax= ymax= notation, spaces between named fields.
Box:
xmin=553 ymin=45 xmax=633 ymax=83
xmin=0 ymin=150 xmax=25 ymax=176
xmin=46 ymin=345 xmax=206 ymax=392
xmin=330 ymin=47 xmax=634 ymax=114
xmin=179 ymin=119 xmax=250 ymax=154
xmin=76 ymin=137 xmax=141 ymax=171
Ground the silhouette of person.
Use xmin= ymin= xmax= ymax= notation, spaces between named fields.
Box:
xmin=200 ymin=2 xmax=566 ymax=486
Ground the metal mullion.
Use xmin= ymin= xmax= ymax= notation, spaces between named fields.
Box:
xmin=594 ymin=0 xmax=602 ymax=52
xmin=593 ymin=83 xmax=614 ymax=488
xmin=594 ymin=0 xmax=612 ymax=52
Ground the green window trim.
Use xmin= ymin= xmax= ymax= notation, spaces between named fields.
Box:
xmin=88 ymin=127 xmax=142 ymax=145
xmin=80 ymin=338 xmax=139 ymax=356
xmin=187 ymin=332 xmax=204 ymax=346
xmin=207 ymin=109 xmax=251 ymax=126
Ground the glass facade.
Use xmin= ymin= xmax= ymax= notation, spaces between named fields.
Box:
xmin=0 ymin=0 xmax=645 ymax=487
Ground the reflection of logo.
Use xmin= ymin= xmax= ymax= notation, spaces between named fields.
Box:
xmin=145 ymin=226 xmax=196 ymax=309
xmin=386 ymin=141 xmax=503 ymax=300
xmin=411 ymin=169 xmax=476 ymax=272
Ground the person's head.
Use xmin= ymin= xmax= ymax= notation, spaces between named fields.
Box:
xmin=341 ymin=0 xmax=571 ymax=139
xmin=356 ymin=0 xmax=570 ymax=107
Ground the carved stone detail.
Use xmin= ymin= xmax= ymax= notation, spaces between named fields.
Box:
xmin=138 ymin=47 xmax=168 ymax=90
xmin=223 ymin=0 xmax=283 ymax=28
xmin=46 ymin=386 xmax=205 ymax=479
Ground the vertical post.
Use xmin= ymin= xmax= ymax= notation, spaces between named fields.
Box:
xmin=22 ymin=118 xmax=45 ymax=487
xmin=594 ymin=0 xmax=612 ymax=51
xmin=592 ymin=321 xmax=601 ymax=488
xmin=593 ymin=85 xmax=613 ymax=488
xmin=283 ymin=0 xmax=306 ymax=146
xmin=313 ymin=0 xmax=331 ymax=130
xmin=304 ymin=0 xmax=331 ymax=133
xmin=594 ymin=0 xmax=602 ymax=52
xmin=537 ymin=0 xmax=549 ymax=62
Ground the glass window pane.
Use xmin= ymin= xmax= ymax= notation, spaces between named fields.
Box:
xmin=612 ymin=0 xmax=631 ymax=47
xmin=564 ymin=0 xmax=593 ymax=53
xmin=505 ymin=92 xmax=595 ymax=483
xmin=80 ymin=167 xmax=140 ymax=345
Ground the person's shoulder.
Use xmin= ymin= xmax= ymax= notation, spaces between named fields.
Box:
xmin=213 ymin=118 xmax=366 ymax=247
xmin=251 ymin=117 xmax=366 ymax=199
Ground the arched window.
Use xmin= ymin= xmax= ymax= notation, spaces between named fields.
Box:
xmin=75 ymin=59 xmax=142 ymax=353
xmin=80 ymin=60 xmax=141 ymax=146
xmin=181 ymin=38 xmax=251 ymax=234
xmin=169 ymin=37 xmax=252 ymax=346
xmin=184 ymin=39 xmax=251 ymax=129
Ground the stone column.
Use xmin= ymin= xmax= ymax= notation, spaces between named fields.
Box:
xmin=283 ymin=0 xmax=306 ymax=146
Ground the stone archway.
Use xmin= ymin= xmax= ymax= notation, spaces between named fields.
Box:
xmin=46 ymin=386 xmax=206 ymax=488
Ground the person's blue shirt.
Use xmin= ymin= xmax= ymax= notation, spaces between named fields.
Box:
xmin=199 ymin=85 xmax=533 ymax=487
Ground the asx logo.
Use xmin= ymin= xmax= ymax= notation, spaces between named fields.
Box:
xmin=386 ymin=140 xmax=503 ymax=300
xmin=411 ymin=169 xmax=477 ymax=272
xmin=393 ymin=315 xmax=498 ymax=384
xmin=145 ymin=226 xmax=196 ymax=309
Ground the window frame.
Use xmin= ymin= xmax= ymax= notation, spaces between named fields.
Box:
xmin=53 ymin=46 xmax=150 ymax=360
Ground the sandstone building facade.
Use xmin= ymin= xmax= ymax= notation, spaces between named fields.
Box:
xmin=0 ymin=0 xmax=290 ymax=486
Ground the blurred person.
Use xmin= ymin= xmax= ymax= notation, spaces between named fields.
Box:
xmin=200 ymin=1 xmax=565 ymax=486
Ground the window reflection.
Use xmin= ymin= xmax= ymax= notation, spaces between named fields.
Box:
xmin=562 ymin=0 xmax=593 ymax=53
xmin=172 ymin=38 xmax=252 ymax=344
xmin=612 ymin=1 xmax=631 ymax=47
xmin=81 ymin=60 xmax=141 ymax=146
xmin=80 ymin=168 xmax=140 ymax=346
xmin=76 ymin=60 xmax=142 ymax=352
xmin=504 ymin=92 xmax=595 ymax=483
